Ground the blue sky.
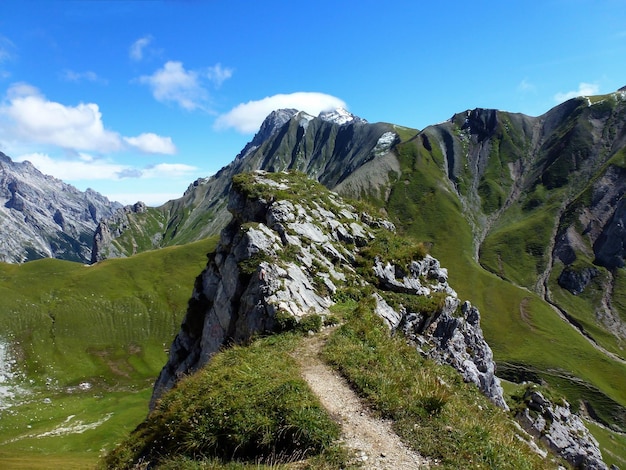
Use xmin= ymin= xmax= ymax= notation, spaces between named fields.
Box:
xmin=0 ymin=0 xmax=625 ymax=206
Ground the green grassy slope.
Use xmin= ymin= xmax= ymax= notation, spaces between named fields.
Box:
xmin=0 ymin=237 xmax=217 ymax=468
xmin=383 ymin=134 xmax=626 ymax=452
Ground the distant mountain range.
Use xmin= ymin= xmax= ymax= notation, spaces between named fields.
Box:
xmin=0 ymin=152 xmax=121 ymax=263
xmin=2 ymin=89 xmax=626 ymax=466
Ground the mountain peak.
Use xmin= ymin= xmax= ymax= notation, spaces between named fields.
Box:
xmin=318 ymin=107 xmax=366 ymax=125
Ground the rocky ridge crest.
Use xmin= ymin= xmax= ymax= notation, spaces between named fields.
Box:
xmin=151 ymin=171 xmax=506 ymax=410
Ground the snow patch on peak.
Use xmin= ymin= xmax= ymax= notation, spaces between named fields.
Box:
xmin=318 ymin=107 xmax=366 ymax=126
xmin=295 ymin=110 xmax=315 ymax=130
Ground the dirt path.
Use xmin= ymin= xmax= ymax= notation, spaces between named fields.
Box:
xmin=293 ymin=330 xmax=429 ymax=469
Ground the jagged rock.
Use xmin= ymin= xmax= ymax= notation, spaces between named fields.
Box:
xmin=594 ymin=198 xmax=626 ymax=269
xmin=151 ymin=172 xmax=371 ymax=407
xmin=518 ymin=390 xmax=608 ymax=469
xmin=558 ymin=266 xmax=599 ymax=295
xmin=0 ymin=152 xmax=121 ymax=263
xmin=151 ymin=171 xmax=511 ymax=418
xmin=372 ymin=255 xmax=456 ymax=297
xmin=400 ymin=297 xmax=509 ymax=410
xmin=90 ymin=201 xmax=154 ymax=262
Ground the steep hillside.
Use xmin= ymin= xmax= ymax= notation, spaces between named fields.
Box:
xmin=0 ymin=152 xmax=121 ymax=263
xmin=0 ymin=237 xmax=216 ymax=468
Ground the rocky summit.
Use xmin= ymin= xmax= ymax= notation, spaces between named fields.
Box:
xmin=0 ymin=152 xmax=121 ymax=263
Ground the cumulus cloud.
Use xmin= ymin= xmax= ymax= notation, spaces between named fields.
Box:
xmin=1 ymin=83 xmax=122 ymax=152
xmin=124 ymin=133 xmax=176 ymax=155
xmin=215 ymin=92 xmax=347 ymax=133
xmin=554 ymin=82 xmax=600 ymax=103
xmin=130 ymin=35 xmax=153 ymax=61
xmin=138 ymin=60 xmax=234 ymax=111
xmin=0 ymin=83 xmax=175 ymax=154
xmin=138 ymin=61 xmax=207 ymax=111
xmin=206 ymin=63 xmax=233 ymax=87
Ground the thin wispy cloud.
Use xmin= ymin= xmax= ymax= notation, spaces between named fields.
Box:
xmin=124 ymin=133 xmax=177 ymax=155
xmin=517 ymin=79 xmax=535 ymax=93
xmin=215 ymin=92 xmax=347 ymax=133
xmin=206 ymin=63 xmax=233 ymax=87
xmin=14 ymin=152 xmax=196 ymax=185
xmin=554 ymin=82 xmax=600 ymax=103
xmin=0 ymin=35 xmax=15 ymax=63
xmin=129 ymin=35 xmax=153 ymax=61
xmin=61 ymin=69 xmax=108 ymax=85
xmin=138 ymin=60 xmax=233 ymax=111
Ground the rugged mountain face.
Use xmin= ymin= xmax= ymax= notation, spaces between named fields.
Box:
xmin=91 ymin=108 xmax=398 ymax=261
xmin=152 ymin=171 xmax=507 ymax=411
xmin=0 ymin=152 xmax=121 ymax=263
xmin=152 ymin=171 xmax=608 ymax=467
xmin=413 ymin=90 xmax=626 ymax=345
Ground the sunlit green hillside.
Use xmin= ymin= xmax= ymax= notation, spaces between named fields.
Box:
xmin=0 ymin=237 xmax=217 ymax=469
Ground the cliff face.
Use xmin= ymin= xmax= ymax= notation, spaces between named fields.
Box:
xmin=0 ymin=152 xmax=121 ymax=263
xmin=151 ymin=171 xmax=506 ymax=413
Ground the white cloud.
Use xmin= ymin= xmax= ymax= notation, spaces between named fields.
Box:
xmin=15 ymin=152 xmax=197 ymax=183
xmin=554 ymin=82 xmax=600 ymax=103
xmin=130 ymin=35 xmax=153 ymax=61
xmin=138 ymin=60 xmax=234 ymax=111
xmin=124 ymin=133 xmax=176 ymax=155
xmin=61 ymin=70 xmax=107 ymax=84
xmin=15 ymin=152 xmax=128 ymax=181
xmin=0 ymin=83 xmax=176 ymax=155
xmin=1 ymin=83 xmax=123 ymax=152
xmin=142 ymin=162 xmax=198 ymax=178
xmin=215 ymin=92 xmax=347 ymax=133
xmin=138 ymin=61 xmax=207 ymax=111
xmin=206 ymin=63 xmax=233 ymax=87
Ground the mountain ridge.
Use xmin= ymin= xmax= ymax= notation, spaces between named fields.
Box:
xmin=0 ymin=151 xmax=121 ymax=263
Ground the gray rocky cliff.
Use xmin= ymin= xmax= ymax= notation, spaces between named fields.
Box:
xmin=0 ymin=152 xmax=121 ymax=263
xmin=150 ymin=171 xmax=508 ymax=416
xmin=150 ymin=171 xmax=609 ymax=467
xmin=518 ymin=389 xmax=608 ymax=470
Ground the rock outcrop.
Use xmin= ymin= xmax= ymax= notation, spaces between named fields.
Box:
xmin=518 ymin=389 xmax=608 ymax=470
xmin=151 ymin=171 xmax=507 ymax=415
xmin=0 ymin=152 xmax=121 ymax=263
